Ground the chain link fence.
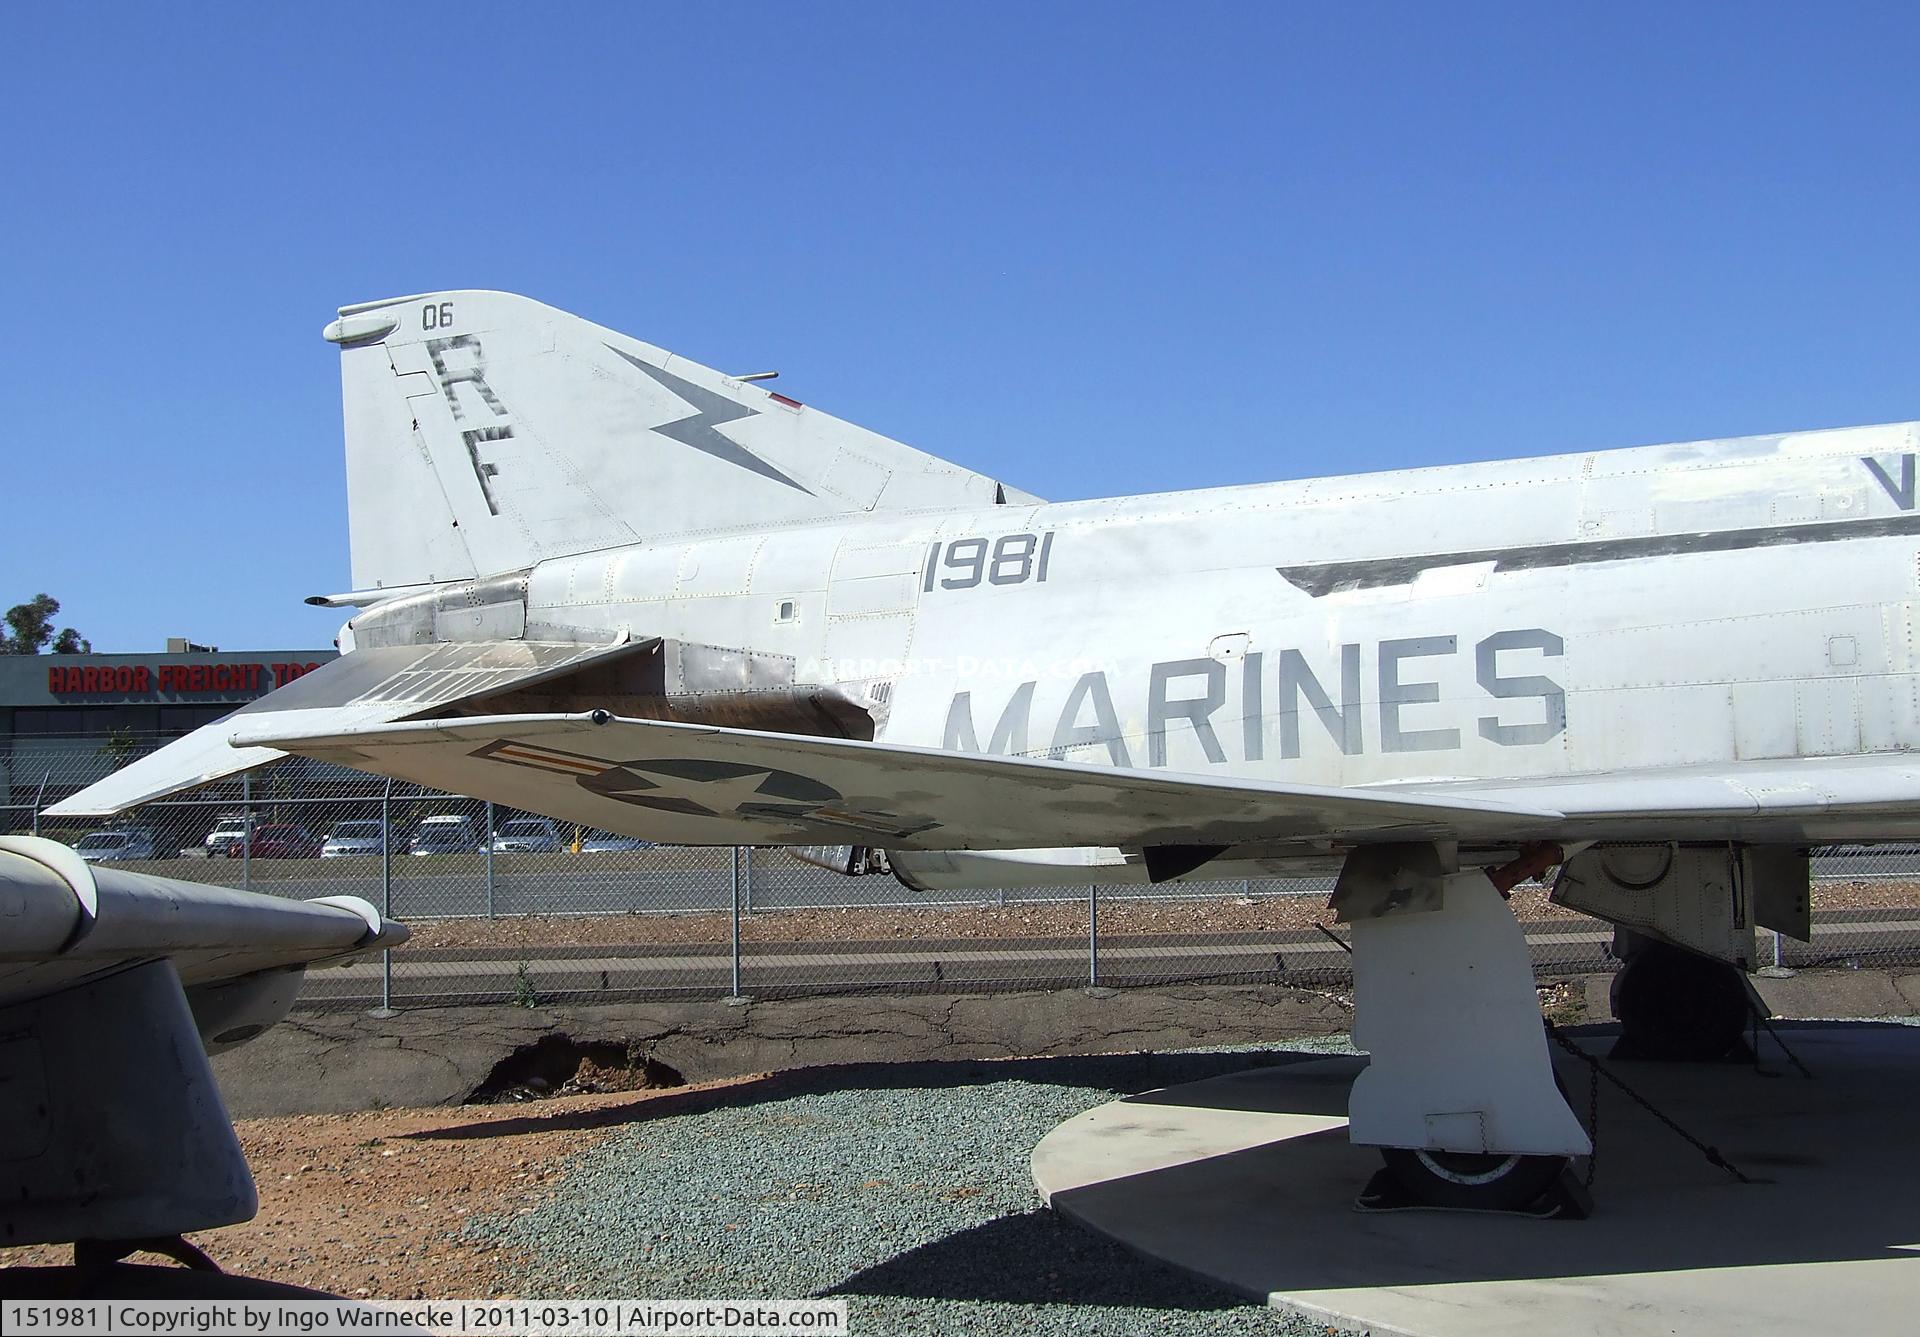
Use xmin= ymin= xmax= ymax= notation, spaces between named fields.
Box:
xmin=9 ymin=737 xmax=1919 ymax=1010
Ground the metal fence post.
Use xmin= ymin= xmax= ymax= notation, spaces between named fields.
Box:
xmin=241 ymin=771 xmax=252 ymax=892
xmin=742 ymin=845 xmax=753 ymax=915
xmin=484 ymin=799 xmax=495 ymax=917
xmin=31 ymin=769 xmax=49 ymax=837
xmin=373 ymin=777 xmax=395 ymax=1017
xmin=729 ymin=846 xmax=744 ymax=999
xmin=1088 ymin=883 xmax=1099 ymax=987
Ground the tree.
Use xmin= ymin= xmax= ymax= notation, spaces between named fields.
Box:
xmin=99 ymin=728 xmax=140 ymax=768
xmin=1 ymin=594 xmax=89 ymax=655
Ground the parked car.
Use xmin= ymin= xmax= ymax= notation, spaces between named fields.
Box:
xmin=72 ymin=828 xmax=163 ymax=862
xmin=321 ymin=819 xmax=398 ymax=858
xmin=243 ymin=823 xmax=321 ymax=859
xmin=204 ymin=815 xmax=249 ymax=857
xmin=490 ymin=817 xmax=563 ymax=853
xmin=408 ymin=814 xmax=480 ymax=855
xmin=578 ymin=829 xmax=653 ymax=853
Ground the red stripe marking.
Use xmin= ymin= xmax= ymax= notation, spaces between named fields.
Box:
xmin=494 ymin=745 xmax=604 ymax=774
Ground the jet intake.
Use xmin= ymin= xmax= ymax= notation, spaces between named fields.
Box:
xmin=467 ymin=637 xmax=877 ymax=740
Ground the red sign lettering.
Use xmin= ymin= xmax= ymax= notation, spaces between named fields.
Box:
xmin=46 ymin=660 xmax=294 ymax=698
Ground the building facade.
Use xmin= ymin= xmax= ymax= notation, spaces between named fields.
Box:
xmin=0 ymin=646 xmax=335 ymax=804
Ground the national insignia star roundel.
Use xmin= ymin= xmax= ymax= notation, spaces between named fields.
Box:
xmin=579 ymin=757 xmax=842 ymax=819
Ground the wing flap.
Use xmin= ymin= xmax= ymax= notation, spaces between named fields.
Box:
xmin=235 ymin=711 xmax=1563 ymax=851
xmin=1436 ymin=756 xmax=1920 ymax=841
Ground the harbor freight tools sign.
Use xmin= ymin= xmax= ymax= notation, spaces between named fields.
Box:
xmin=1 ymin=1298 xmax=850 ymax=1336
xmin=45 ymin=661 xmax=323 ymax=697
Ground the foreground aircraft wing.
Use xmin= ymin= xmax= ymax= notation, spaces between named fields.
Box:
xmin=0 ymin=835 xmax=407 ymax=1247
xmin=233 ymin=712 xmax=1565 ymax=850
xmin=46 ymin=637 xmax=647 ymax=817
xmin=0 ymin=836 xmax=406 ymax=1012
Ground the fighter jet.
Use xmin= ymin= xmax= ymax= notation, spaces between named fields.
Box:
xmin=42 ymin=289 xmax=1920 ymax=1224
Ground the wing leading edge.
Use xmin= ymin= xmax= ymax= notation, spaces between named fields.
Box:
xmin=234 ymin=711 xmax=1565 ymax=851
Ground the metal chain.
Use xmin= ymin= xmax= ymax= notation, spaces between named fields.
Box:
xmin=1546 ymin=1022 xmax=1754 ymax=1186
xmin=1747 ymin=1001 xmax=1815 ymax=1079
xmin=1583 ymin=1050 xmax=1600 ymax=1188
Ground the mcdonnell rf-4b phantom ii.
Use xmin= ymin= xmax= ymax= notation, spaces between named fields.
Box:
xmin=43 ymin=289 xmax=1920 ymax=1229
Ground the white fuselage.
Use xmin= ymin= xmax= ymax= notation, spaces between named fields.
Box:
xmin=495 ymin=419 xmax=1920 ymax=804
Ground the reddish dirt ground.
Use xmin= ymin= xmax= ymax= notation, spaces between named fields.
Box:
xmin=395 ymin=880 xmax=1916 ymax=953
xmin=401 ymin=885 xmax=1589 ymax=952
xmin=0 ymin=1080 xmax=752 ymax=1299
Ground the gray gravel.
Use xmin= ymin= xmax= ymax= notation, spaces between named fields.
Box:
xmin=472 ymin=1047 xmax=1358 ymax=1335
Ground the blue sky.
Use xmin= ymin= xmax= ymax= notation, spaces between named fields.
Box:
xmin=4 ymin=5 xmax=1917 ymax=652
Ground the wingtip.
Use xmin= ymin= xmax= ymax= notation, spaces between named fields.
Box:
xmin=39 ymin=800 xmax=112 ymax=820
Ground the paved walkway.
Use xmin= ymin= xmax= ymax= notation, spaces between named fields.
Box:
xmin=1034 ymin=1023 xmax=1920 ymax=1337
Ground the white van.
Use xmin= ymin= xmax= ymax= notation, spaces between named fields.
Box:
xmin=407 ymin=814 xmax=479 ymax=855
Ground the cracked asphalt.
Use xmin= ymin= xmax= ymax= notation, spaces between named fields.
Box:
xmin=214 ymin=982 xmax=1367 ymax=1116
xmin=216 ymin=965 xmax=1920 ymax=1119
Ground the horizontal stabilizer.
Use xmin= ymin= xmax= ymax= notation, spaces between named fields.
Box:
xmin=44 ymin=638 xmax=646 ymax=816
xmin=235 ymin=712 xmax=1564 ymax=851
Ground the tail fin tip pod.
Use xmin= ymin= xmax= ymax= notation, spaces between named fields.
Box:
xmin=327 ymin=290 xmax=1040 ymax=591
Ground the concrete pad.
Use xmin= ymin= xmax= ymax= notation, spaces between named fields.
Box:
xmin=1033 ymin=1023 xmax=1920 ymax=1337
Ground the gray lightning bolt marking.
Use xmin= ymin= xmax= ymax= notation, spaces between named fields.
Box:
xmin=605 ymin=345 xmax=811 ymax=493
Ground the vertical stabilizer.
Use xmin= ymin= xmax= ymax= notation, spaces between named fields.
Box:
xmin=324 ymin=291 xmax=1038 ymax=590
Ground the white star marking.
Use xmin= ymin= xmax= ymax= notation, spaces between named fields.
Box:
xmin=632 ymin=769 xmax=776 ymax=816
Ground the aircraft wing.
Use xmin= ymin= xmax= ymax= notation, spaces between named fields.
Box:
xmin=0 ymin=835 xmax=409 ymax=1247
xmin=1426 ymin=757 xmax=1920 ymax=844
xmin=0 ymin=835 xmax=408 ymax=1012
xmin=45 ymin=637 xmax=647 ymax=817
xmin=238 ymin=712 xmax=1920 ymax=851
xmin=233 ymin=711 xmax=1566 ymax=850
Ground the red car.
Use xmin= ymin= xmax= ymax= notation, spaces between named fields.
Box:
xmin=237 ymin=823 xmax=321 ymax=859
